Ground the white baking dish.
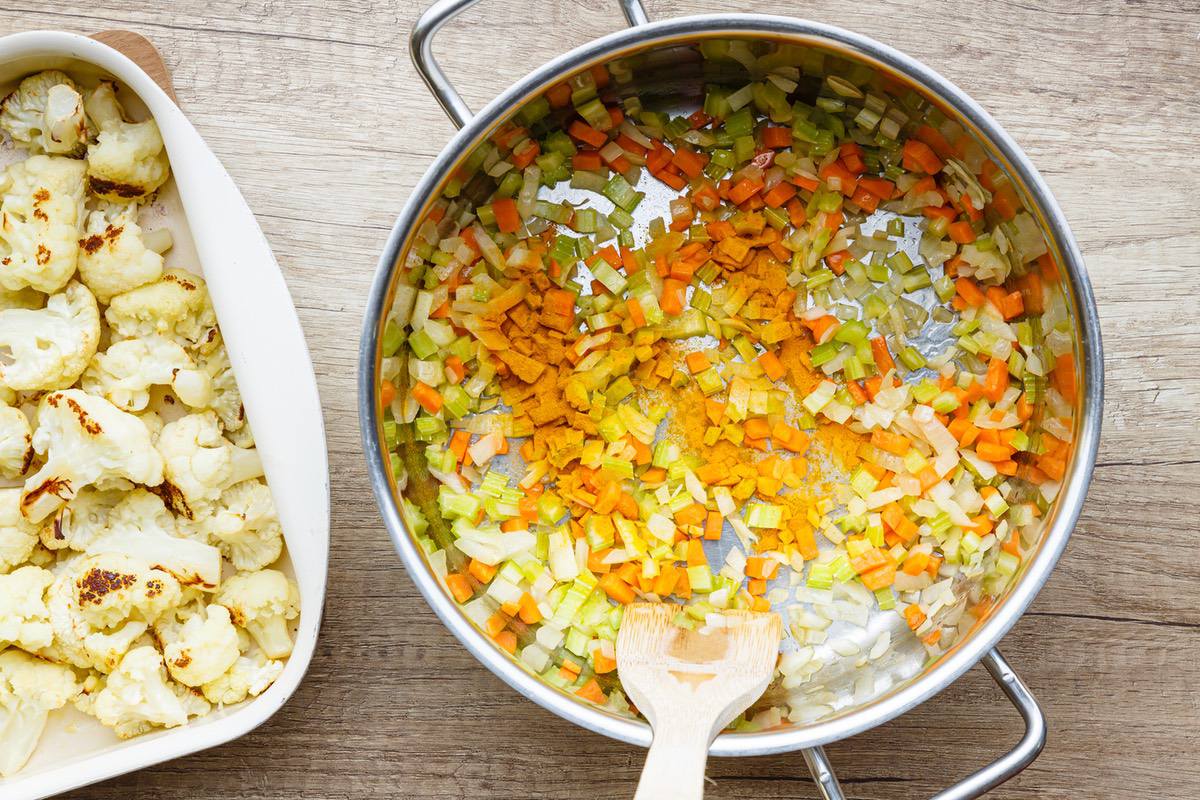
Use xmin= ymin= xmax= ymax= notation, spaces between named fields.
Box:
xmin=0 ymin=31 xmax=329 ymax=799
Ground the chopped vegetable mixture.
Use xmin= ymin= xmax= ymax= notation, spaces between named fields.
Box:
xmin=380 ymin=40 xmax=1078 ymax=727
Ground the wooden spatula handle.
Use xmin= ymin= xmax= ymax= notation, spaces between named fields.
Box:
xmin=634 ymin=719 xmax=711 ymax=800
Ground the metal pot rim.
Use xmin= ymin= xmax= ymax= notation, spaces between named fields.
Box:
xmin=359 ymin=12 xmax=1103 ymax=757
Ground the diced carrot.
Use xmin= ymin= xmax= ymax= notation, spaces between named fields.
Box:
xmin=850 ymin=186 xmax=880 ymax=213
xmin=686 ymin=538 xmax=707 ymax=567
xmin=869 ymin=336 xmax=896 ymax=375
xmin=660 ymin=278 xmax=686 ymax=316
xmin=923 ymin=204 xmax=957 ymax=222
xmin=493 ymin=629 xmax=517 ymax=654
xmin=758 ymin=350 xmax=785 ymax=381
xmin=671 ymin=146 xmax=706 ymax=178
xmin=599 ymin=573 xmax=636 ymax=604
xmin=990 ymin=183 xmax=1020 ymax=221
xmin=818 ymin=160 xmax=858 ymax=196
xmin=546 ymin=82 xmax=571 ymax=108
xmin=913 ymin=124 xmax=955 ymax=159
xmin=485 ymin=612 xmax=507 ymax=638
xmin=859 ymin=562 xmax=896 ymax=590
xmin=983 ymin=357 xmax=1010 ymax=403
xmin=575 ymin=678 xmax=606 ymax=704
xmin=976 ymin=441 xmax=1015 ymax=462
xmin=902 ymin=551 xmax=930 ymax=575
xmin=1054 ymin=353 xmax=1077 ymax=403
xmin=794 ymin=524 xmax=819 ymax=560
xmin=412 ymin=381 xmax=443 ymax=414
xmin=445 ymin=573 xmax=473 ymax=603
xmin=955 ymin=277 xmax=987 ymax=307
xmin=904 ymin=604 xmax=927 ymax=630
xmin=572 ymin=151 xmax=603 ymax=171
xmin=728 ymin=177 xmax=764 ymax=205
xmin=871 ymin=430 xmax=911 ymax=456
xmin=744 ymin=418 xmax=771 ymax=440
xmin=641 ymin=467 xmax=667 ymax=484
xmin=762 ymin=126 xmax=792 ymax=148
xmin=379 ymin=379 xmax=396 ymax=407
xmin=858 ymin=176 xmax=896 ymax=200
xmin=704 ymin=511 xmax=724 ymax=541
xmin=654 ymin=169 xmax=688 ymax=190
xmin=675 ymin=503 xmax=707 ymax=528
xmin=592 ymin=651 xmax=617 ymax=674
xmin=511 ymin=139 xmax=540 ymax=169
xmin=685 ymin=351 xmax=711 ymax=374
xmin=492 ymin=198 xmax=521 ymax=234
xmin=785 ymin=198 xmax=807 ymax=226
xmin=948 ymin=220 xmax=976 ymax=244
xmin=468 ymin=559 xmax=497 ymax=584
xmin=804 ymin=314 xmax=840 ymax=344
xmin=825 ymin=249 xmax=850 ymax=276
xmin=762 ymin=180 xmax=798 ymax=208
xmin=901 ymin=139 xmax=944 ymax=174
xmin=567 ymin=119 xmax=609 ymax=148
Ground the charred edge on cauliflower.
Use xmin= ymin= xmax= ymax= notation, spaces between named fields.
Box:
xmin=87 ymin=176 xmax=145 ymax=200
xmin=79 ymin=224 xmax=124 ymax=255
xmin=77 ymin=567 xmax=137 ymax=605
xmin=19 ymin=433 xmax=33 ymax=474
xmin=147 ymin=480 xmax=192 ymax=520
xmin=149 ymin=561 xmax=213 ymax=590
xmin=166 ymin=273 xmax=198 ymax=291
xmin=21 ymin=475 xmax=72 ymax=516
xmin=48 ymin=393 xmax=103 ymax=436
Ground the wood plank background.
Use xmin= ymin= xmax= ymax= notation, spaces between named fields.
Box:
xmin=3 ymin=0 xmax=1195 ymax=797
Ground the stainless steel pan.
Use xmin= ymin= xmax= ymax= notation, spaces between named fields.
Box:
xmin=360 ymin=2 xmax=1103 ymax=796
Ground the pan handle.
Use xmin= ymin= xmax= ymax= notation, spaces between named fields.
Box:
xmin=801 ymin=648 xmax=1046 ymax=800
xmin=411 ymin=0 xmax=650 ymax=129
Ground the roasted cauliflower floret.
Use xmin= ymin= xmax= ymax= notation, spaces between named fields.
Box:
xmin=0 ymin=155 xmax=86 ymax=293
xmin=201 ymin=647 xmax=283 ymax=706
xmin=105 ymin=269 xmax=218 ymax=353
xmin=0 ymin=488 xmax=38 ymax=573
xmin=76 ymin=645 xmax=205 ymax=739
xmin=38 ymin=487 xmax=121 ymax=552
xmin=0 ymin=404 xmax=32 ymax=479
xmin=0 ymin=280 xmax=100 ymax=391
xmin=196 ymin=341 xmax=247 ymax=439
xmin=83 ymin=81 xmax=169 ymax=202
xmin=0 ymin=565 xmax=54 ymax=651
xmin=22 ymin=389 xmax=164 ymax=523
xmin=0 ymin=70 xmax=87 ymax=156
xmin=70 ymin=552 xmax=180 ymax=631
xmin=85 ymin=489 xmax=222 ymax=591
xmin=215 ymin=569 xmax=299 ymax=660
xmin=76 ymin=202 xmax=172 ymax=303
xmin=0 ymin=648 xmax=80 ymax=777
xmin=83 ymin=335 xmax=211 ymax=412
xmin=40 ymin=553 xmax=180 ymax=673
xmin=197 ymin=480 xmax=281 ymax=572
xmin=159 ymin=603 xmax=239 ymax=687
xmin=156 ymin=411 xmax=262 ymax=518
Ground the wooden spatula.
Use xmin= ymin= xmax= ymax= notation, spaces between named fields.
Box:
xmin=90 ymin=30 xmax=178 ymax=102
xmin=617 ymin=603 xmax=783 ymax=799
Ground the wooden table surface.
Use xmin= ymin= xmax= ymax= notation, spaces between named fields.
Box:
xmin=5 ymin=0 xmax=1195 ymax=797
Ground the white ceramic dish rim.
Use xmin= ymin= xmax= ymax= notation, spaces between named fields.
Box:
xmin=0 ymin=31 xmax=330 ymax=800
